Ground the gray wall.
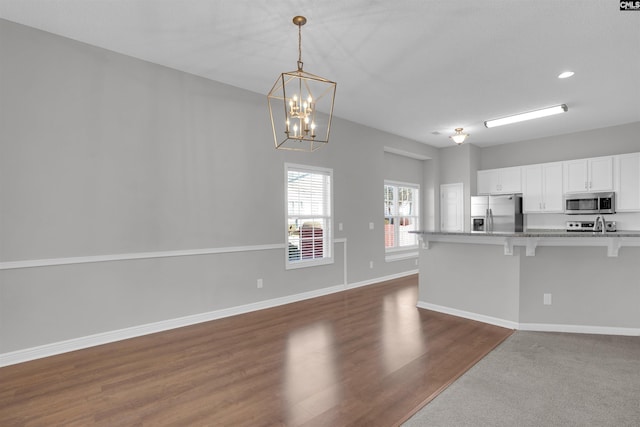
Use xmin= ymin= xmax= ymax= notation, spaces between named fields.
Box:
xmin=438 ymin=144 xmax=482 ymax=232
xmin=419 ymin=242 xmax=521 ymax=323
xmin=0 ymin=19 xmax=439 ymax=353
xmin=419 ymin=242 xmax=640 ymax=329
xmin=423 ymin=158 xmax=440 ymax=232
xmin=519 ymin=246 xmax=640 ymax=328
xmin=384 ymin=152 xmax=424 ymax=185
xmin=479 ymin=122 xmax=640 ymax=170
xmin=3 ymin=17 xmax=635 ymax=356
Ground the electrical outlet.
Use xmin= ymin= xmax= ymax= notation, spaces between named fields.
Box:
xmin=257 ymin=278 xmax=263 ymax=289
xmin=369 ymin=261 xmax=374 ymax=269
xmin=369 ymin=222 xmax=374 ymax=230
xmin=543 ymin=293 xmax=552 ymax=305
xmin=339 ymin=222 xmax=343 ymax=231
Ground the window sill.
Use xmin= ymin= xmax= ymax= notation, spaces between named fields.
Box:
xmin=286 ymin=257 xmax=334 ymax=270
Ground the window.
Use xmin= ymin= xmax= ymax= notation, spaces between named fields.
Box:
xmin=285 ymin=164 xmax=333 ymax=268
xmin=384 ymin=181 xmax=419 ymax=250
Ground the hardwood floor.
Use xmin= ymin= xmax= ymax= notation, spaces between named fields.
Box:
xmin=0 ymin=275 xmax=513 ymax=426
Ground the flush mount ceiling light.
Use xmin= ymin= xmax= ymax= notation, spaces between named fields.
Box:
xmin=267 ymin=16 xmax=337 ymax=152
xmin=449 ymin=128 xmax=469 ymax=145
xmin=484 ymin=104 xmax=568 ymax=128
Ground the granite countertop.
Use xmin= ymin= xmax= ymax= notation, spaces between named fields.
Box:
xmin=413 ymin=230 xmax=640 ymax=238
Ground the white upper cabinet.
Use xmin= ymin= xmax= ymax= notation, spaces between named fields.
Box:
xmin=589 ymin=157 xmax=615 ymax=191
xmin=564 ymin=160 xmax=588 ymax=192
xmin=522 ymin=162 xmax=563 ymax=213
xmin=615 ymin=153 xmax=640 ymax=212
xmin=477 ymin=170 xmax=497 ymax=195
xmin=563 ymin=156 xmax=614 ymax=193
xmin=500 ymin=167 xmax=523 ymax=193
xmin=479 ymin=153 xmax=640 ymax=214
xmin=477 ymin=166 xmax=522 ymax=195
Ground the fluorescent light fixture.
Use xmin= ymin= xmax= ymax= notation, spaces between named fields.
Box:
xmin=484 ymin=104 xmax=568 ymax=128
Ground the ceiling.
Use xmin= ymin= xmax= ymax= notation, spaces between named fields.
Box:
xmin=1 ymin=0 xmax=639 ymax=148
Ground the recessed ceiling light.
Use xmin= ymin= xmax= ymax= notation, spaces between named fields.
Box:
xmin=558 ymin=71 xmax=575 ymax=79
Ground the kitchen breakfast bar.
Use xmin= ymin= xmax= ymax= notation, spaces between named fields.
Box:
xmin=413 ymin=231 xmax=640 ymax=336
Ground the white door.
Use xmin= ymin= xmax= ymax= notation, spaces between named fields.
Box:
xmin=440 ymin=183 xmax=464 ymax=232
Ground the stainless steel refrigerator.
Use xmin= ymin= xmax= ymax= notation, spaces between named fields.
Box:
xmin=471 ymin=194 xmax=523 ymax=233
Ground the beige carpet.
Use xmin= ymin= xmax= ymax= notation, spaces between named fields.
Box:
xmin=403 ymin=331 xmax=640 ymax=427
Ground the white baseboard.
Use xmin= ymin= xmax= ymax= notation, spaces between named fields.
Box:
xmin=417 ymin=301 xmax=640 ymax=337
xmin=0 ymin=271 xmax=419 ymax=367
xmin=518 ymin=323 xmax=640 ymax=336
xmin=346 ymin=270 xmax=418 ymax=290
xmin=0 ymin=283 xmax=345 ymax=367
xmin=417 ymin=301 xmax=519 ymax=330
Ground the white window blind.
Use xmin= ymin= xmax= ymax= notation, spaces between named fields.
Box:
xmin=384 ymin=181 xmax=420 ymax=250
xmin=285 ymin=164 xmax=333 ymax=268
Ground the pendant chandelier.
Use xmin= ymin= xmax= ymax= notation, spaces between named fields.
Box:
xmin=268 ymin=16 xmax=337 ymax=151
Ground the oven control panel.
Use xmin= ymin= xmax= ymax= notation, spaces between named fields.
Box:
xmin=566 ymin=220 xmax=617 ymax=232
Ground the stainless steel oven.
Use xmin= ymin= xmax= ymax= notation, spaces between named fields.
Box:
xmin=564 ymin=192 xmax=615 ymax=215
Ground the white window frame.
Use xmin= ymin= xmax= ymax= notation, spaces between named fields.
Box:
xmin=285 ymin=163 xmax=333 ymax=269
xmin=384 ymin=180 xmax=420 ymax=253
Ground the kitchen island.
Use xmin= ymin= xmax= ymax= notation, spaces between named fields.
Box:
xmin=413 ymin=230 xmax=640 ymax=336
xmin=418 ymin=230 xmax=640 ymax=257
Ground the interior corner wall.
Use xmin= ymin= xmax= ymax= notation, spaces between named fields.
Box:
xmin=438 ymin=144 xmax=477 ymax=231
xmin=468 ymin=144 xmax=480 ymax=196
xmin=423 ymin=158 xmax=440 ymax=232
xmin=0 ymin=19 xmax=438 ymax=355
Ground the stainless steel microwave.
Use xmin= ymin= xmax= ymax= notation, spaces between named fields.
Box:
xmin=564 ymin=192 xmax=615 ymax=215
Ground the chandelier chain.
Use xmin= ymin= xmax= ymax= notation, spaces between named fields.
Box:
xmin=297 ymin=23 xmax=303 ymax=70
